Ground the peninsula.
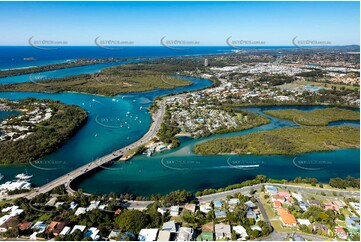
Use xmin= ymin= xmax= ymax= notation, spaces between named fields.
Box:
xmin=0 ymin=98 xmax=88 ymax=164
xmin=193 ymin=126 xmax=360 ymax=155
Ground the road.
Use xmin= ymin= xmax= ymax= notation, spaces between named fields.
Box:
xmin=197 ymin=183 xmax=360 ymax=202
xmin=0 ymin=100 xmax=166 ymax=201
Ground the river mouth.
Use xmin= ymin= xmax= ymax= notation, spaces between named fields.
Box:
xmin=0 ymin=50 xmax=359 ymax=197
xmin=1 ymin=89 xmax=359 ymax=197
xmin=0 ymin=75 xmax=213 ymax=189
xmin=73 ymin=105 xmax=360 ymax=197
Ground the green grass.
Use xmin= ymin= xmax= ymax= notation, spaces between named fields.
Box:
xmin=280 ymin=80 xmax=359 ymax=91
xmin=264 ymin=108 xmax=359 ymax=126
xmin=0 ymin=61 xmax=194 ymax=96
xmin=193 ymin=126 xmax=360 ymax=155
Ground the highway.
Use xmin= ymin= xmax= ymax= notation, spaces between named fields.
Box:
xmin=0 ymin=100 xmax=166 ymax=201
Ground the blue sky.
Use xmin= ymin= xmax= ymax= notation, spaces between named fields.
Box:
xmin=0 ymin=1 xmax=359 ymax=46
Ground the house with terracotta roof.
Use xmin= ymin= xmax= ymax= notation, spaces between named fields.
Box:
xmin=334 ymin=226 xmax=347 ymax=239
xmin=47 ymin=221 xmax=67 ymax=236
xmin=278 ymin=191 xmax=290 ymax=199
xmin=272 ymin=195 xmax=286 ymax=203
xmin=273 ymin=201 xmax=282 ymax=208
xmin=277 ymin=208 xmax=297 ymax=227
xmin=18 ymin=221 xmax=33 ymax=232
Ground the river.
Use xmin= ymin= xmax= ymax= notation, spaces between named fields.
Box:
xmin=0 ymin=48 xmax=359 ymax=197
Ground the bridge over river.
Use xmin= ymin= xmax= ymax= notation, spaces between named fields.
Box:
xmin=1 ymin=100 xmax=166 ymax=201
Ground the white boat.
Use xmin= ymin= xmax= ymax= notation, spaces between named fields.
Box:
xmin=15 ymin=173 xmax=33 ymax=180
xmin=0 ymin=180 xmax=31 ymax=191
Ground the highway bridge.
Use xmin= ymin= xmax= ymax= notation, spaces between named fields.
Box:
xmin=1 ymin=100 xmax=166 ymax=201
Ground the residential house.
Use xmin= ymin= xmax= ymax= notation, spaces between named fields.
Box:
xmin=184 ymin=204 xmax=196 ymax=214
xmin=250 ymin=225 xmax=262 ymax=232
xmin=75 ymin=207 xmax=87 ymax=216
xmin=70 ymin=201 xmax=78 ymax=210
xmin=55 ymin=202 xmax=65 ymax=208
xmin=170 ymin=206 xmax=180 ymax=216
xmin=18 ymin=221 xmax=33 ymax=232
xmin=162 ymin=220 xmax=178 ymax=233
xmin=108 ymin=230 xmax=121 ymax=241
xmin=244 ymin=200 xmax=257 ymax=208
xmin=324 ymin=201 xmax=339 ymax=212
xmin=246 ymin=210 xmax=258 ymax=220
xmin=346 ymin=216 xmax=360 ymax=234
xmin=213 ymin=200 xmax=223 ymax=208
xmin=297 ymin=219 xmax=311 ymax=227
xmin=138 ymin=229 xmax=159 ymax=241
xmin=291 ymin=192 xmax=303 ymax=202
xmin=265 ymin=185 xmax=278 ymax=195
xmin=47 ymin=221 xmax=67 ymax=236
xmin=273 ymin=201 xmax=282 ymax=208
xmin=200 ymin=203 xmax=212 ymax=214
xmin=31 ymin=221 xmax=47 ymax=233
xmin=277 ymin=208 xmax=297 ymax=227
xmin=232 ymin=225 xmax=248 ymax=240
xmin=157 ymin=230 xmax=171 ymax=241
xmin=59 ymin=226 xmax=71 ymax=236
xmin=0 ymin=216 xmax=17 ymax=232
xmin=214 ymin=210 xmax=226 ymax=218
xmin=215 ymin=223 xmax=231 ymax=240
xmin=228 ymin=198 xmax=240 ymax=206
xmin=87 ymin=201 xmax=100 ymax=211
xmin=176 ymin=227 xmax=194 ymax=241
xmin=157 ymin=207 xmax=167 ymax=215
xmin=84 ymin=227 xmax=100 ymax=241
xmin=278 ymin=191 xmax=290 ymax=199
xmin=71 ymin=225 xmax=86 ymax=234
xmin=272 ymin=195 xmax=286 ymax=203
xmin=299 ymin=201 xmax=309 ymax=211
xmin=307 ymin=200 xmax=322 ymax=207
xmin=334 ymin=227 xmax=347 ymax=239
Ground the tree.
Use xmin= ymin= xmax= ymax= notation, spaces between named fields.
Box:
xmin=115 ymin=210 xmax=150 ymax=234
xmin=231 ymin=230 xmax=237 ymax=240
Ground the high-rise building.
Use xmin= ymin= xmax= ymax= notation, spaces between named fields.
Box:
xmin=204 ymin=59 xmax=209 ymax=67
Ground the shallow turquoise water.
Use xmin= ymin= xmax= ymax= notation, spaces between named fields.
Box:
xmin=0 ymin=77 xmax=359 ymax=196
xmin=74 ymin=105 xmax=360 ymax=196
xmin=0 ymin=76 xmax=212 ymax=187
xmin=0 ymin=61 xmax=134 ymax=84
